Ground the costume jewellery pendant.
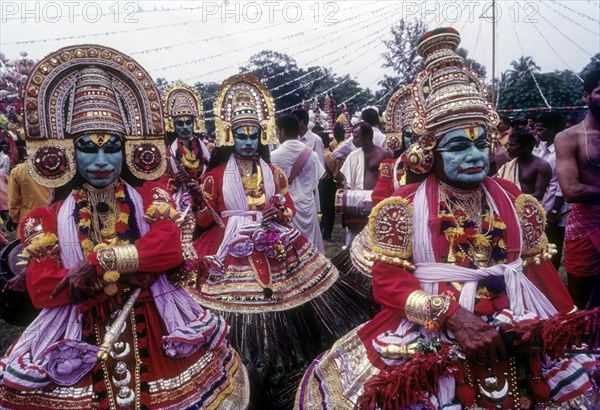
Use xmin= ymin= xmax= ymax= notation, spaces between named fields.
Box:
xmin=583 ymin=121 xmax=600 ymax=167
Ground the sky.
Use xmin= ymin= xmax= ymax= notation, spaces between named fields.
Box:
xmin=1 ymin=0 xmax=599 ymax=103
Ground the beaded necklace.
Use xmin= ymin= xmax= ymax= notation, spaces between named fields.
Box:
xmin=438 ymin=183 xmax=508 ymax=268
xmin=72 ymin=178 xmax=135 ymax=256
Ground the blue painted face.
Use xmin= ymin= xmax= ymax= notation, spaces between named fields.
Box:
xmin=175 ymin=116 xmax=194 ymax=140
xmin=436 ymin=126 xmax=489 ymax=188
xmin=75 ymin=134 xmax=123 ymax=188
xmin=402 ymin=127 xmax=414 ymax=149
xmin=233 ymin=126 xmax=260 ymax=157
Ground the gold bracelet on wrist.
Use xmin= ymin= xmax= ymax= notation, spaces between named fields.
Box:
xmin=405 ymin=290 xmax=430 ymax=325
xmin=114 ymin=244 xmax=139 ymax=273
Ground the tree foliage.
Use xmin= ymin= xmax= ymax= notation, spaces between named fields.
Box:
xmin=456 ymin=48 xmax=486 ymax=79
xmin=502 ymin=56 xmax=541 ymax=87
xmin=239 ymin=50 xmax=307 ymax=113
xmin=193 ymin=82 xmax=220 ymax=134
xmin=497 ymin=72 xmax=583 ymax=110
xmin=375 ymin=19 xmax=427 ymax=103
xmin=581 ymin=53 xmax=600 ymax=79
xmin=236 ymin=50 xmax=372 ymax=116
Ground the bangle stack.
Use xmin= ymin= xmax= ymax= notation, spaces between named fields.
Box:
xmin=405 ymin=290 xmax=451 ymax=332
xmin=96 ymin=244 xmax=139 ymax=296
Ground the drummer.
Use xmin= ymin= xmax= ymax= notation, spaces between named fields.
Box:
xmin=339 ymin=122 xmax=392 ymax=246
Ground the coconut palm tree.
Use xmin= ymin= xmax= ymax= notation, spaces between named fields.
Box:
xmin=503 ymin=56 xmax=541 ymax=86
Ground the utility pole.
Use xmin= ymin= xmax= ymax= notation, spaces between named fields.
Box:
xmin=491 ymin=0 xmax=496 ymax=107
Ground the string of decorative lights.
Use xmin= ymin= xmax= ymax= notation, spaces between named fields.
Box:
xmin=181 ymin=2 xmax=393 ymax=83
xmin=263 ymin=2 xmax=398 ymax=83
xmin=336 ymin=76 xmax=381 ymax=107
xmin=275 ymin=46 xmax=386 ymax=113
xmin=370 ymin=0 xmax=471 ymax=106
xmin=471 ymin=15 xmax=484 ymax=70
xmin=529 ymin=22 xmax=584 ymax=82
xmin=150 ymin=2 xmax=392 ymax=72
xmin=191 ymin=3 xmax=403 ymax=111
xmin=269 ymin=4 xmax=404 ymax=92
xmin=184 ymin=2 xmax=397 ymax=87
xmin=542 ymin=1 xmax=598 ymax=36
xmin=536 ymin=4 xmax=600 ymax=62
xmin=508 ymin=9 xmax=551 ymax=108
xmin=549 ymin=0 xmax=600 ymax=24
xmin=131 ymin=1 xmax=376 ymax=56
xmin=267 ymin=5 xmax=406 ymax=102
xmin=497 ymin=106 xmax=588 ymax=113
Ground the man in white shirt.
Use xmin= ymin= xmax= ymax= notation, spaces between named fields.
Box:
xmin=292 ymin=109 xmax=325 ymax=215
xmin=271 ymin=114 xmax=325 ymax=251
xmin=332 ymin=107 xmax=387 ymax=161
xmin=535 ymin=112 xmax=570 ymax=269
xmin=292 ymin=109 xmax=325 ymax=167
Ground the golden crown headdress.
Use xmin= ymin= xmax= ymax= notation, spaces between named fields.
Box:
xmin=162 ymin=82 xmax=205 ymax=134
xmin=406 ymin=27 xmax=499 ymax=174
xmin=213 ymin=74 xmax=275 ymax=147
xmin=24 ymin=44 xmax=167 ymax=187
xmin=385 ymin=84 xmax=416 ymax=148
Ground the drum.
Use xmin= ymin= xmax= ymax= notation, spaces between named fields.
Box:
xmin=335 ymin=189 xmax=373 ymax=231
xmin=0 ymin=239 xmax=39 ymax=326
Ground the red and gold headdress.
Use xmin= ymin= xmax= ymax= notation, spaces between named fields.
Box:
xmin=385 ymin=85 xmax=416 ymax=150
xmin=162 ymin=82 xmax=205 ymax=134
xmin=213 ymin=74 xmax=275 ymax=147
xmin=406 ymin=27 xmax=499 ymax=174
xmin=24 ymin=45 xmax=167 ymax=187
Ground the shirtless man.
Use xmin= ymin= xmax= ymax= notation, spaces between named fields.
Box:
xmin=497 ymin=128 xmax=552 ymax=201
xmin=339 ymin=122 xmax=392 ymax=245
xmin=340 ymin=122 xmax=392 ymax=190
xmin=555 ymin=68 xmax=600 ymax=308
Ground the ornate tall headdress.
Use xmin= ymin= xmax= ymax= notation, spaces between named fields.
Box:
xmin=385 ymin=85 xmax=416 ymax=149
xmin=406 ymin=27 xmax=499 ymax=174
xmin=162 ymin=82 xmax=205 ymax=134
xmin=24 ymin=45 xmax=167 ymax=187
xmin=213 ymin=74 xmax=275 ymax=147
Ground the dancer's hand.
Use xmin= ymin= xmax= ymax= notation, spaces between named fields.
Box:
xmin=262 ymin=207 xmax=283 ymax=223
xmin=174 ymin=171 xmax=190 ymax=186
xmin=186 ymin=178 xmax=205 ymax=205
xmin=4 ymin=271 xmax=26 ymax=292
xmin=445 ymin=306 xmax=506 ymax=365
xmin=120 ymin=273 xmax=159 ymax=289
xmin=52 ymin=259 xmax=98 ymax=303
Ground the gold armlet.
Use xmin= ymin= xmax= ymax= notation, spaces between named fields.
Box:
xmin=365 ymin=253 xmax=416 ymax=271
xmin=98 ymin=245 xmax=139 ymax=274
xmin=515 ymin=194 xmax=553 ymax=266
xmin=405 ymin=290 xmax=430 ymax=325
xmin=405 ymin=290 xmax=451 ymax=332
xmin=114 ymin=244 xmax=139 ymax=273
xmin=522 ymin=243 xmax=557 ymax=268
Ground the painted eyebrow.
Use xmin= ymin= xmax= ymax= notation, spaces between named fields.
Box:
xmin=76 ymin=138 xmax=122 ymax=147
xmin=439 ymin=135 xmax=486 ymax=146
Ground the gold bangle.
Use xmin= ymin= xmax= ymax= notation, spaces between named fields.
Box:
xmin=114 ymin=244 xmax=139 ymax=273
xmin=405 ymin=290 xmax=430 ymax=325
